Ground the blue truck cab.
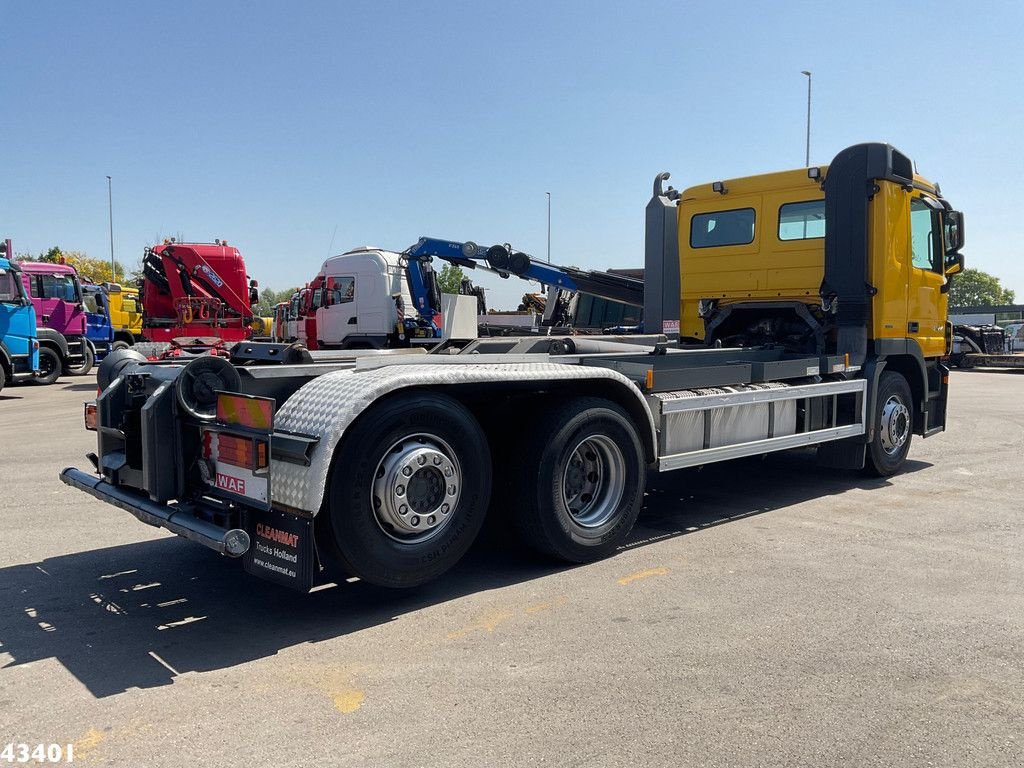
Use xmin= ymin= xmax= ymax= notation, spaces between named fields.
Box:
xmin=82 ymin=282 xmax=115 ymax=362
xmin=0 ymin=239 xmax=40 ymax=393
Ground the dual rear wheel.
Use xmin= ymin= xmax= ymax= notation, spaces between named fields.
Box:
xmin=323 ymin=393 xmax=645 ymax=587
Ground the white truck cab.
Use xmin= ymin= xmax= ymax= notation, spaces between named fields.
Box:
xmin=315 ymin=248 xmax=414 ymax=349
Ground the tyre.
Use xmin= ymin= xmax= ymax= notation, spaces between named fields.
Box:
xmin=511 ymin=398 xmax=646 ymax=563
xmin=866 ymin=371 xmax=913 ymax=477
xmin=66 ymin=343 xmax=94 ymax=376
xmin=0 ymin=363 xmax=6 ymax=393
xmin=112 ymin=340 xmax=130 ymax=352
xmin=32 ymin=347 xmax=62 ymax=385
xmin=321 ymin=391 xmax=491 ymax=588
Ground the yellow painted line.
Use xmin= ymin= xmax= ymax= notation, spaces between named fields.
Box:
xmin=447 ymin=609 xmax=515 ymax=639
xmin=617 ymin=566 xmax=670 ymax=586
xmin=524 ymin=596 xmax=568 ymax=614
xmin=332 ymin=688 xmax=366 ymax=714
xmin=73 ymin=728 xmax=105 ymax=760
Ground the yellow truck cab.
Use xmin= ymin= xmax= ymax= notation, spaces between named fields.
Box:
xmin=104 ymin=283 xmax=143 ymax=346
xmin=679 ymin=159 xmax=956 ymax=362
xmin=657 ymin=142 xmax=965 ymax=468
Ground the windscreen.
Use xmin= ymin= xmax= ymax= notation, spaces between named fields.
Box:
xmin=37 ymin=273 xmax=81 ymax=302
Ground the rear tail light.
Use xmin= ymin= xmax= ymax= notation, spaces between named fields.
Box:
xmin=84 ymin=402 xmax=98 ymax=431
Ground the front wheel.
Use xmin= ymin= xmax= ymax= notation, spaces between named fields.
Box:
xmin=321 ymin=391 xmax=491 ymax=588
xmin=33 ymin=348 xmax=62 ymax=385
xmin=866 ymin=371 xmax=913 ymax=477
xmin=66 ymin=343 xmax=94 ymax=376
xmin=511 ymin=398 xmax=646 ymax=562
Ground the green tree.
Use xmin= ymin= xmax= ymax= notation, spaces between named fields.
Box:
xmin=254 ymin=287 xmax=299 ymax=317
xmin=437 ymin=263 xmax=465 ymax=294
xmin=949 ymin=268 xmax=1016 ymax=307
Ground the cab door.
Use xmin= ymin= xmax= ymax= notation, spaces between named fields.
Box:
xmin=324 ymin=275 xmax=357 ymax=343
xmin=907 ymin=194 xmax=948 ymax=359
xmin=305 ymin=287 xmax=321 ymax=349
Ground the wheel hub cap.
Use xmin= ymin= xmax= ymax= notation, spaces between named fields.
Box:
xmin=373 ymin=436 xmax=461 ymax=543
xmin=880 ymin=395 xmax=910 ymax=455
xmin=560 ymin=435 xmax=626 ymax=528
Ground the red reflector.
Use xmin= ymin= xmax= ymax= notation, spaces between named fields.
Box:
xmin=216 ymin=392 xmax=273 ymax=430
xmin=216 ymin=433 xmax=254 ymax=469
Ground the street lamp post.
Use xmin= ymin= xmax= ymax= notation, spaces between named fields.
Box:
xmin=106 ymin=176 xmax=115 ymax=280
xmin=546 ymin=192 xmax=551 ymax=263
xmin=801 ymin=70 xmax=812 ymax=167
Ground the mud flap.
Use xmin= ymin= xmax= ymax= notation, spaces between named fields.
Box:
xmin=816 ymin=438 xmax=866 ymax=470
xmin=243 ymin=508 xmax=315 ymax=591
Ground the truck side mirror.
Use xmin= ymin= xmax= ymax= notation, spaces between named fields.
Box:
xmin=944 ymin=251 xmax=964 ymax=277
xmin=945 ymin=210 xmax=965 ymax=254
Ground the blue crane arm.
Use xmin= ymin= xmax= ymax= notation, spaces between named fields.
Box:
xmin=402 ymin=237 xmax=643 ymax=309
xmin=404 ymin=237 xmax=579 ymax=287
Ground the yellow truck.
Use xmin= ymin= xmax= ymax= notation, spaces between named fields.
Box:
xmin=65 ymin=142 xmax=965 ymax=591
xmin=676 ymin=154 xmax=957 ymax=365
xmin=103 ymin=283 xmax=143 ymax=346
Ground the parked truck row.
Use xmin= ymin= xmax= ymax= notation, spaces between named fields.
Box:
xmin=63 ymin=142 xmax=967 ymax=595
xmin=0 ymin=235 xmax=266 ymax=386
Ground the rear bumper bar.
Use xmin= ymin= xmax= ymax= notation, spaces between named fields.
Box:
xmin=60 ymin=467 xmax=250 ymax=557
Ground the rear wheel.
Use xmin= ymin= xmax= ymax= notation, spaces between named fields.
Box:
xmin=866 ymin=371 xmax=913 ymax=477
xmin=33 ymin=347 xmax=61 ymax=385
xmin=66 ymin=343 xmax=94 ymax=376
xmin=511 ymin=398 xmax=645 ymax=562
xmin=322 ymin=391 xmax=491 ymax=587
xmin=0 ymin=363 xmax=6 ymax=393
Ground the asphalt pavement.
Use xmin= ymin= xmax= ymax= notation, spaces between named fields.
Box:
xmin=0 ymin=369 xmax=1021 ymax=767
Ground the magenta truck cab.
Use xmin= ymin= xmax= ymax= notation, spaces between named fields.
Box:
xmin=19 ymin=262 xmax=92 ymax=382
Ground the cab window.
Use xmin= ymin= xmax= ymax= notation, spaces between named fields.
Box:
xmin=778 ymin=200 xmax=825 ymax=240
xmin=690 ymin=208 xmax=755 ymax=248
xmin=0 ymin=271 xmax=20 ymax=303
xmin=910 ymin=198 xmax=941 ymax=272
xmin=330 ymin=277 xmax=355 ymax=305
xmin=37 ymin=273 xmax=80 ymax=301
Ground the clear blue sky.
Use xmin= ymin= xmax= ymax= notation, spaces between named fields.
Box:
xmin=4 ymin=1 xmax=1022 ymax=310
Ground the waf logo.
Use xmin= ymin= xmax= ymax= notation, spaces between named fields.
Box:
xmin=216 ymin=473 xmax=246 ymax=495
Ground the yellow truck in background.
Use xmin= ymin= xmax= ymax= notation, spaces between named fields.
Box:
xmin=104 ymin=283 xmax=143 ymax=346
